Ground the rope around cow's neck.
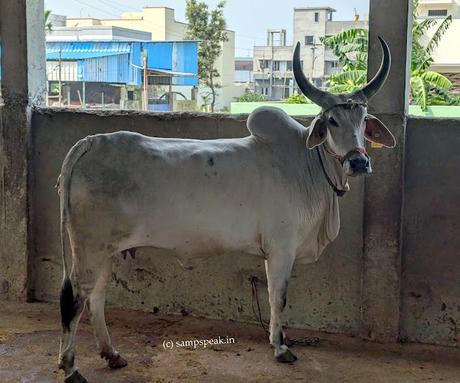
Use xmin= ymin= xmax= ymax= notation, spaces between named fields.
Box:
xmin=316 ymin=146 xmax=347 ymax=197
xmin=314 ymin=101 xmax=369 ymax=197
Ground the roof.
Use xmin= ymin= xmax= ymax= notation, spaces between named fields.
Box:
xmin=294 ymin=7 xmax=336 ymax=12
xmin=46 ymin=40 xmax=200 ymax=60
xmin=47 ymin=41 xmax=131 ymax=60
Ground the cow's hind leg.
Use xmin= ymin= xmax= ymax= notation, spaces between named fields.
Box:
xmin=265 ymin=253 xmax=297 ymax=363
xmin=58 ymin=273 xmax=90 ymax=382
xmin=59 ymin=249 xmax=112 ymax=382
xmin=88 ymin=257 xmax=127 ymax=369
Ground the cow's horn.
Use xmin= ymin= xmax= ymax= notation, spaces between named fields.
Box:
xmin=356 ymin=36 xmax=391 ymax=101
xmin=293 ymin=42 xmax=338 ymax=109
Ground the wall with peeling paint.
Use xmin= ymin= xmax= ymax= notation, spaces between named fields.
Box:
xmin=29 ymin=109 xmax=365 ymax=335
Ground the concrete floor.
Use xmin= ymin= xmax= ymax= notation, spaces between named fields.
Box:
xmin=0 ymin=302 xmax=459 ymax=383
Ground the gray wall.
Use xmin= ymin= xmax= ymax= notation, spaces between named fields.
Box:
xmin=29 ymin=109 xmax=365 ymax=335
xmin=401 ymin=118 xmax=460 ymax=347
xmin=25 ymin=110 xmax=460 ymax=346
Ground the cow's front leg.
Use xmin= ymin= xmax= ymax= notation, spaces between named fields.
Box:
xmin=265 ymin=253 xmax=297 ymax=363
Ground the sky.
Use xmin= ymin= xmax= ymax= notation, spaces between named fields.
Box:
xmin=45 ymin=0 xmax=370 ymax=57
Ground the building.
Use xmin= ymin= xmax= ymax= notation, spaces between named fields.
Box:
xmin=252 ymin=2 xmax=460 ymax=101
xmin=253 ymin=7 xmax=368 ymax=100
xmin=45 ymin=40 xmax=198 ymax=111
xmin=47 ymin=25 xmax=152 ymax=42
xmin=234 ymin=57 xmax=254 ymax=84
xmin=418 ymin=0 xmax=460 ymax=92
xmin=64 ymin=7 xmax=240 ymax=110
xmin=417 ymin=0 xmax=460 ymax=17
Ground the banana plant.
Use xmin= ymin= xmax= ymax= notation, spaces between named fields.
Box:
xmin=45 ymin=10 xmax=53 ymax=33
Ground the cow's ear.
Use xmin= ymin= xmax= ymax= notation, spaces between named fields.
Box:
xmin=306 ymin=116 xmax=327 ymax=149
xmin=365 ymin=114 xmax=396 ymax=148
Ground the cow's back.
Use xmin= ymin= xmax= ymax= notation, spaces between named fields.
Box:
xmin=65 ymin=109 xmax=309 ymax=257
xmin=67 ymin=131 xmax=268 ymax=256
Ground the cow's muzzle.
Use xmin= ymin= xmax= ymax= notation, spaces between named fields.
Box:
xmin=345 ymin=149 xmax=372 ymax=176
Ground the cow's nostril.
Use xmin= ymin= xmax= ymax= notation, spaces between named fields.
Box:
xmin=350 ymin=157 xmax=369 ymax=170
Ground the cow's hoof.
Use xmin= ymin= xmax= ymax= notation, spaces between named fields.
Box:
xmin=64 ymin=370 xmax=88 ymax=383
xmin=275 ymin=348 xmax=298 ymax=363
xmin=108 ymin=354 xmax=128 ymax=369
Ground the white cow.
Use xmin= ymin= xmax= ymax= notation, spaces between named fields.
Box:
xmin=58 ymin=37 xmax=395 ymax=383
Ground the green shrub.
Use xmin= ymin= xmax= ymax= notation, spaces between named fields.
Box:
xmin=234 ymin=90 xmax=267 ymax=102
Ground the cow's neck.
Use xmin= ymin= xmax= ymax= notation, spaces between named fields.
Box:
xmin=300 ymin=132 xmax=349 ymax=201
xmin=295 ymin=135 xmax=346 ymax=260
xmin=316 ymin=144 xmax=350 ymax=195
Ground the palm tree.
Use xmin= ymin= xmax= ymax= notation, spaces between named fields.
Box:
xmin=321 ymin=1 xmax=454 ymax=110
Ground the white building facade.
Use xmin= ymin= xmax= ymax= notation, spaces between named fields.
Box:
xmin=253 ymin=7 xmax=368 ymax=100
xmin=418 ymin=0 xmax=460 ymax=91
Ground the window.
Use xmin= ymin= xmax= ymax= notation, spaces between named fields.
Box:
xmin=305 ymin=35 xmax=314 ymax=45
xmin=314 ymin=12 xmax=319 ymax=22
xmin=286 ymin=60 xmax=293 ymax=71
xmin=428 ymin=9 xmax=448 ymax=16
xmin=259 ymin=59 xmax=270 ymax=70
xmin=148 ymin=76 xmax=171 ymax=85
xmin=272 ymin=61 xmax=280 ymax=71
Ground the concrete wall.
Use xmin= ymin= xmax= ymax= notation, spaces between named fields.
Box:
xmin=424 ymin=19 xmax=460 ymax=73
xmin=3 ymin=106 xmax=459 ymax=347
xmin=29 ymin=109 xmax=365 ymax=335
xmin=0 ymin=0 xmax=47 ymax=301
xmin=401 ymin=117 xmax=460 ymax=347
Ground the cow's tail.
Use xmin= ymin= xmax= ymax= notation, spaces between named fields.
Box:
xmin=56 ymin=137 xmax=93 ymax=279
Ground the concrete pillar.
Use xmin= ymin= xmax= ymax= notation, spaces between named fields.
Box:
xmin=360 ymin=0 xmax=412 ymax=341
xmin=0 ymin=0 xmax=46 ymax=300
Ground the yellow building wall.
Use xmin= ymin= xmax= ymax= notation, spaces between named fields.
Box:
xmin=66 ymin=18 xmax=101 ymax=26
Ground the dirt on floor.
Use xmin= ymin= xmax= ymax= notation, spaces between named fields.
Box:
xmin=0 ymin=302 xmax=459 ymax=383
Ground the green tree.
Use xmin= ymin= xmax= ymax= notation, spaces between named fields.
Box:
xmin=185 ymin=0 xmax=228 ymax=112
xmin=45 ymin=9 xmax=53 ymax=32
xmin=321 ymin=1 xmax=454 ymax=110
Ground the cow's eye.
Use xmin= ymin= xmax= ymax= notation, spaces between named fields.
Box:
xmin=329 ymin=116 xmax=338 ymax=126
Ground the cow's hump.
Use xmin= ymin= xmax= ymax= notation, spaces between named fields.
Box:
xmin=247 ymin=106 xmax=305 ymax=142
